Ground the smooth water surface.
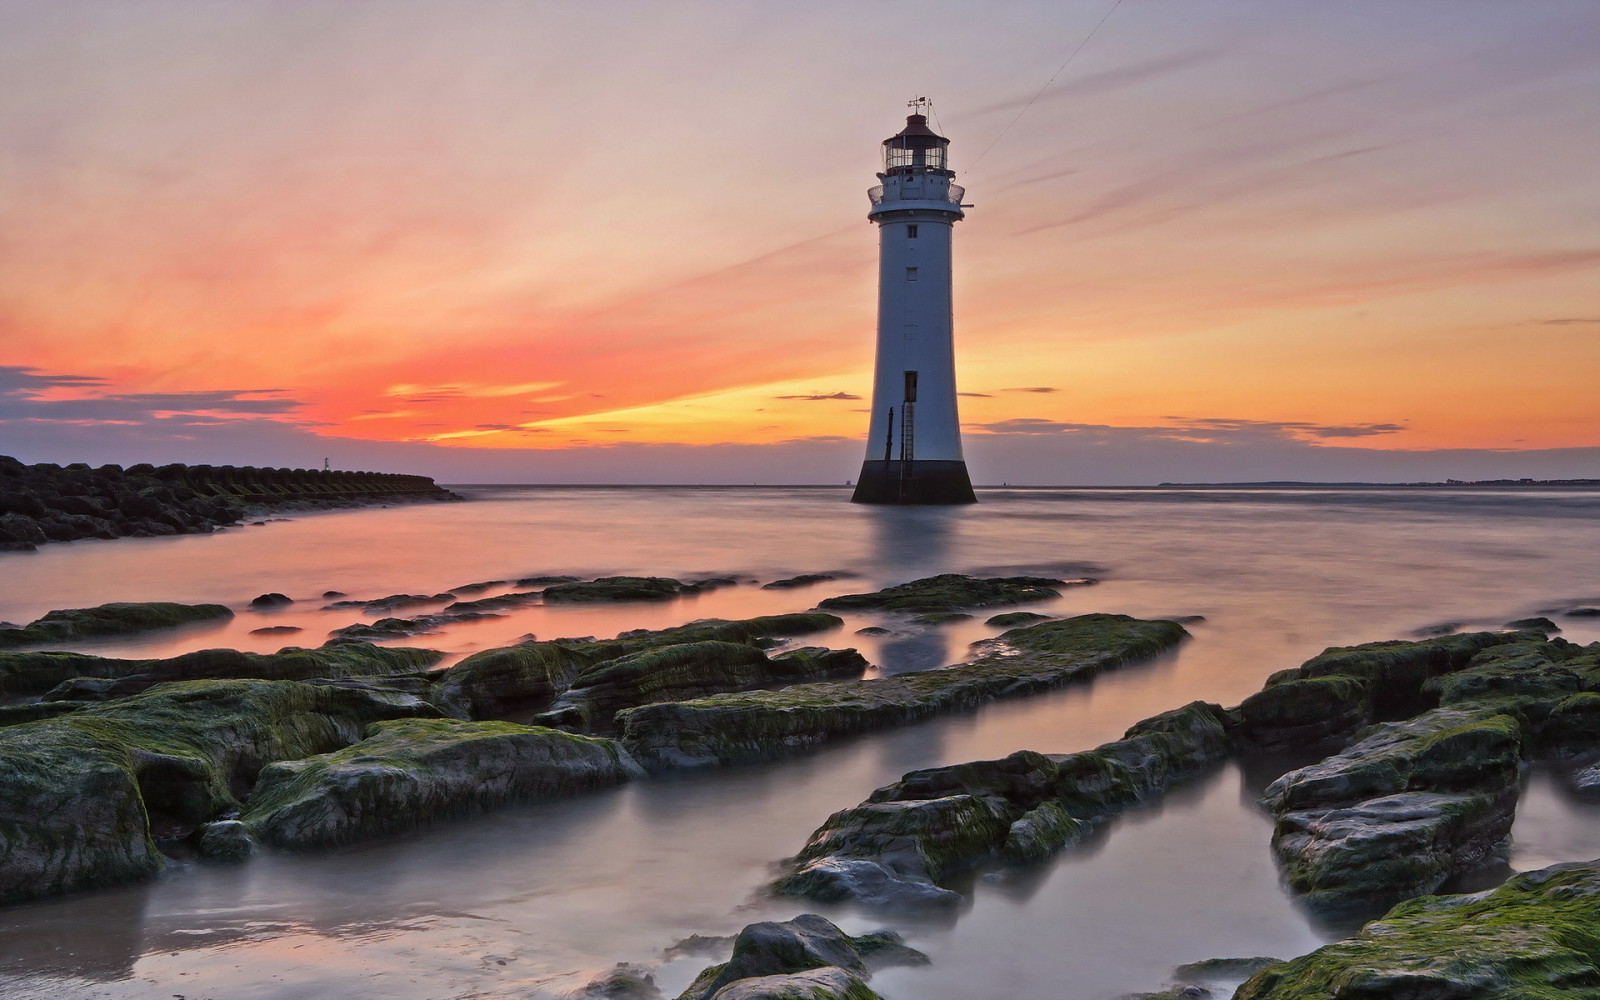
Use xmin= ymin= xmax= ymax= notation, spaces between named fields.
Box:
xmin=0 ymin=486 xmax=1596 ymax=999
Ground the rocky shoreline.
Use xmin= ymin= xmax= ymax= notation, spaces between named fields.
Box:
xmin=0 ymin=571 xmax=1595 ymax=999
xmin=0 ymin=456 xmax=460 ymax=552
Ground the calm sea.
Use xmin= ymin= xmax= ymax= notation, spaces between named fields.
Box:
xmin=1 ymin=485 xmax=1597 ymax=999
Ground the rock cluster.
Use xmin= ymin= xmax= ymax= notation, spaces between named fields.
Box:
xmin=1250 ymin=630 xmax=1600 ymax=919
xmin=772 ymin=702 xmax=1230 ymax=906
xmin=619 ymin=614 xmax=1189 ymax=769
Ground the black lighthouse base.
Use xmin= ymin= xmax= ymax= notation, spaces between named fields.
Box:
xmin=851 ymin=460 xmax=976 ymax=505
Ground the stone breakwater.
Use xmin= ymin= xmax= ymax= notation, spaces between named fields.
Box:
xmin=0 ymin=456 xmax=459 ymax=551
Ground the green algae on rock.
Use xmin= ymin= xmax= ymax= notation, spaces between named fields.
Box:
xmin=242 ymin=717 xmax=640 ymax=849
xmin=429 ymin=614 xmax=847 ymax=721
xmin=0 ymin=678 xmax=438 ymax=903
xmin=0 ymin=601 xmax=234 ymax=649
xmin=1253 ymin=635 xmax=1600 ymax=919
xmin=772 ymin=701 xmax=1230 ymax=907
xmin=984 ymin=611 xmax=1054 ymax=627
xmin=1234 ymin=630 xmax=1541 ymax=750
xmin=619 ymin=615 xmax=1188 ymax=770
xmin=1235 ymin=860 xmax=1600 ymax=1000
xmin=0 ymin=642 xmax=443 ymax=703
xmin=539 ymin=642 xmax=868 ymax=733
xmin=542 ymin=576 xmax=688 ymax=603
xmin=816 ymin=574 xmax=1074 ymax=614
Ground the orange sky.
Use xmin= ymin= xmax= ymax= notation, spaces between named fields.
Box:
xmin=1 ymin=1 xmax=1596 ymax=482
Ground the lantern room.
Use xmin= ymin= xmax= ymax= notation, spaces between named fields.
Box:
xmin=883 ymin=113 xmax=951 ymax=176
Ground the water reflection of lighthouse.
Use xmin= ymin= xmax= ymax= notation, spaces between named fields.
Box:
xmin=852 ymin=99 xmax=976 ymax=506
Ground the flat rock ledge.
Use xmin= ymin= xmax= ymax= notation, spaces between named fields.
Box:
xmin=0 ymin=601 xmax=234 ymax=649
xmin=242 ymin=717 xmax=641 ymax=849
xmin=772 ymin=701 xmax=1230 ymax=907
xmin=1234 ymin=859 xmax=1600 ymax=1000
xmin=816 ymin=573 xmax=1085 ymax=615
xmin=619 ymin=614 xmax=1189 ymax=770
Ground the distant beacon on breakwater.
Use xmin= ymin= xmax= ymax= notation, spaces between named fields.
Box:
xmin=851 ymin=99 xmax=977 ymax=505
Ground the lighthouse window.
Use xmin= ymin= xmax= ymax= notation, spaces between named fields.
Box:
xmin=905 ymin=267 xmax=918 ymax=281
xmin=906 ymin=225 xmax=919 ymax=239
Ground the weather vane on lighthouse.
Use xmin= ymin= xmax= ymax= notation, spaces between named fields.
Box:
xmin=851 ymin=100 xmax=977 ymax=504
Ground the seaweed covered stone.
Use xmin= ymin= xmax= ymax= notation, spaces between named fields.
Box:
xmin=1261 ymin=708 xmax=1525 ymax=919
xmin=242 ymin=718 xmax=640 ymax=848
xmin=0 ymin=678 xmax=437 ymax=903
xmin=817 ymin=574 xmax=1073 ymax=614
xmin=539 ymin=642 xmax=868 ymax=732
xmin=1234 ymin=860 xmax=1600 ymax=999
xmin=542 ymin=577 xmax=688 ymax=603
xmin=429 ymin=614 xmax=847 ymax=721
xmin=773 ymin=702 xmax=1230 ymax=906
xmin=620 ymin=615 xmax=1188 ymax=770
xmin=0 ymin=642 xmax=443 ymax=703
xmin=0 ymin=601 xmax=234 ymax=649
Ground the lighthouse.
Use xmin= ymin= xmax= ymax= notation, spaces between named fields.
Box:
xmin=851 ymin=100 xmax=976 ymax=505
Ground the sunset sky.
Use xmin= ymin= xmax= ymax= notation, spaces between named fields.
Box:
xmin=2 ymin=1 xmax=1597 ymax=484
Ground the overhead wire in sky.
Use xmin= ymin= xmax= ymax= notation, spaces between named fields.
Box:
xmin=969 ymin=0 xmax=1123 ymax=170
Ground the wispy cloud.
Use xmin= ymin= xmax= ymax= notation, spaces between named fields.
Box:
xmin=0 ymin=365 xmax=306 ymax=427
xmin=775 ymin=392 xmax=861 ymax=401
xmin=969 ymin=415 xmax=1408 ymax=445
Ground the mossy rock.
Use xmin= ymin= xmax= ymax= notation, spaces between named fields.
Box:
xmin=1281 ymin=631 xmax=1540 ymax=720
xmin=431 ymin=641 xmax=595 ymax=718
xmin=1235 ymin=860 xmax=1600 ymax=999
xmin=985 ymin=611 xmax=1054 ymax=628
xmin=620 ymin=615 xmax=1187 ymax=770
xmin=1262 ymin=707 xmax=1525 ymax=918
xmin=817 ymin=574 xmax=1066 ymax=614
xmin=0 ymin=678 xmax=436 ymax=903
xmin=241 ymin=717 xmax=640 ymax=849
xmin=611 ymin=613 xmax=844 ymax=651
xmin=774 ymin=702 xmax=1230 ymax=907
xmin=542 ymin=576 xmax=686 ymax=603
xmin=0 ymin=601 xmax=234 ymax=648
xmin=2 ymin=642 xmax=443 ymax=703
xmin=1235 ymin=674 xmax=1369 ymax=750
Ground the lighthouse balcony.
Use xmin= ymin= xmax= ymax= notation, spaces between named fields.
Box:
xmin=869 ymin=181 xmax=964 ymax=207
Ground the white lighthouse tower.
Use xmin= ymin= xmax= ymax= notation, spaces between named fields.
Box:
xmin=852 ymin=100 xmax=976 ymax=505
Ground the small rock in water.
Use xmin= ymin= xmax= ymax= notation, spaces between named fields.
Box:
xmin=855 ymin=626 xmax=893 ymax=636
xmin=197 ymin=820 xmax=257 ymax=862
xmin=1505 ymin=616 xmax=1558 ymax=630
xmin=910 ymin=612 xmax=973 ymax=625
xmin=663 ymin=933 xmax=735 ymax=960
xmin=761 ymin=573 xmax=844 ymax=590
xmin=1412 ymin=622 xmax=1462 ymax=637
xmin=249 ymin=593 xmax=294 ymax=609
xmin=514 ymin=574 xmax=583 ymax=588
xmin=985 ymin=611 xmax=1054 ymax=628
xmin=448 ymin=580 xmax=508 ymax=594
xmin=249 ymin=625 xmax=304 ymax=636
xmin=1565 ymin=607 xmax=1600 ymax=617
xmin=564 ymin=961 xmax=661 ymax=999
xmin=322 ymin=590 xmax=347 ymax=598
